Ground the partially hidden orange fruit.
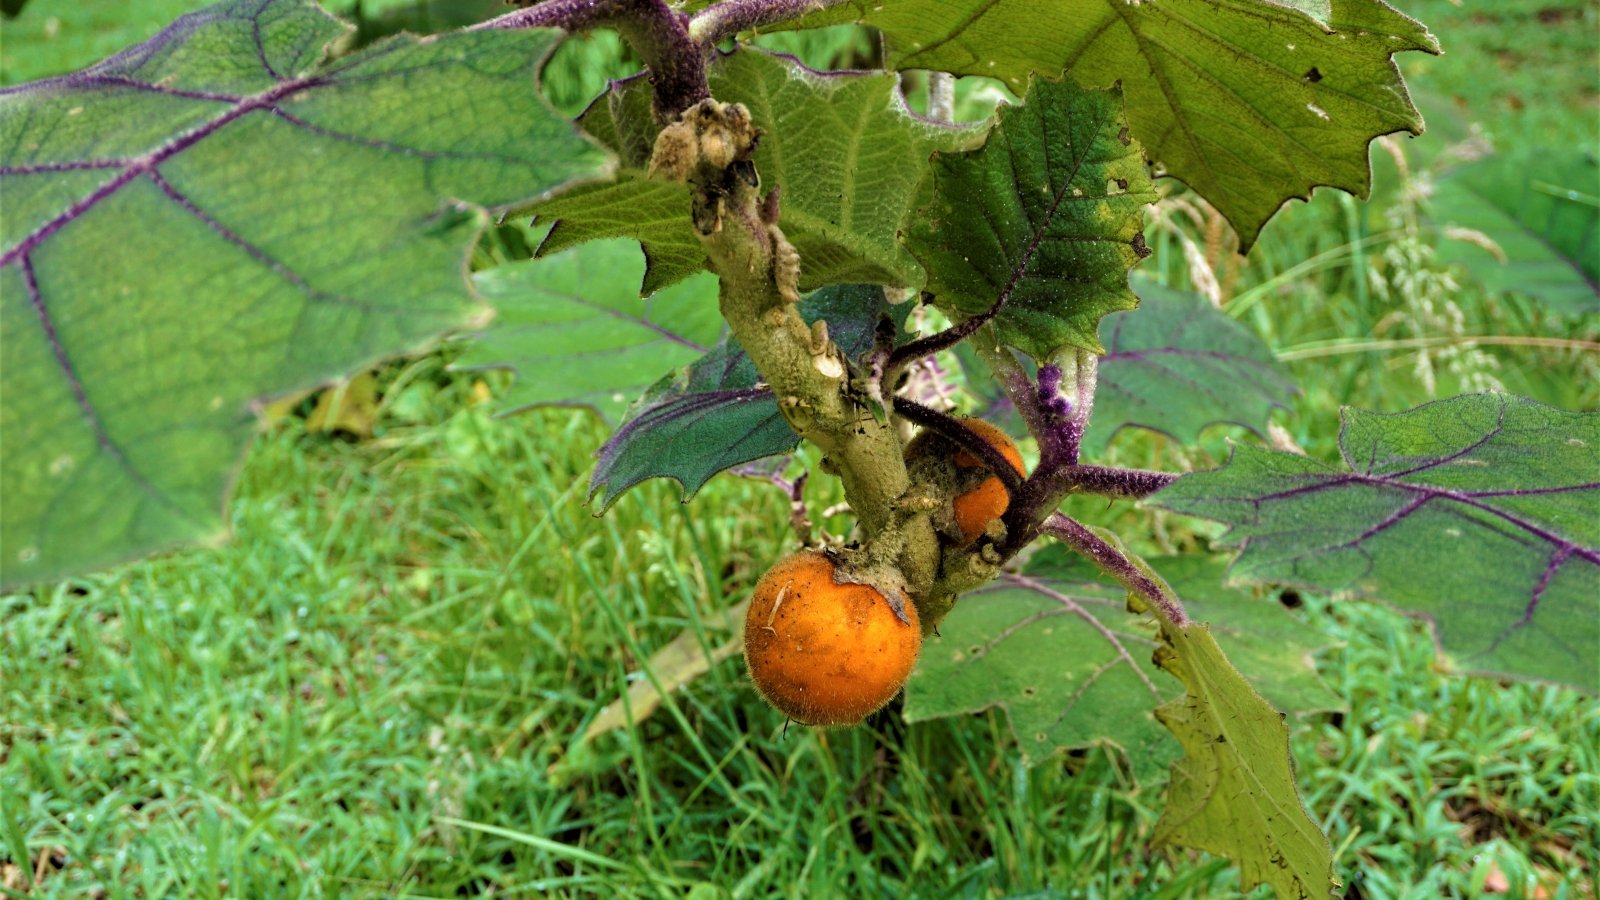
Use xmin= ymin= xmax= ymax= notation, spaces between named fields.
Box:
xmin=743 ymin=551 xmax=921 ymax=726
xmin=906 ymin=418 xmax=1026 ymax=544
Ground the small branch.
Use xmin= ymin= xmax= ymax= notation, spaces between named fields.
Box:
xmin=687 ymin=0 xmax=852 ymax=45
xmin=1052 ymin=465 xmax=1178 ymax=499
xmin=613 ymin=1 xmax=709 ymax=119
xmin=885 ymin=293 xmax=1009 ymax=384
xmin=995 ymin=347 xmax=1115 ymax=553
xmin=998 ymin=463 xmax=1177 ymax=557
xmin=477 ymin=0 xmax=708 ymax=119
xmin=972 ymin=334 xmax=1047 ymax=430
xmin=475 ymin=0 xmax=621 ymax=30
xmin=732 ymin=459 xmax=814 ymax=544
xmin=1041 ymin=513 xmax=1189 ymax=627
xmin=892 ymin=398 xmax=1025 ymax=496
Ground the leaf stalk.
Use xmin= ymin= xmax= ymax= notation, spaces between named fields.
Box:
xmin=686 ymin=0 xmax=853 ymax=45
xmin=1040 ymin=513 xmax=1189 ymax=626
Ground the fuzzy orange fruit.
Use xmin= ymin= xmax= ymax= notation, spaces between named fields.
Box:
xmin=906 ymin=418 xmax=1026 ymax=544
xmin=743 ymin=551 xmax=921 ymax=726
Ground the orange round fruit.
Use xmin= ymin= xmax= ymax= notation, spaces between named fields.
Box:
xmin=905 ymin=418 xmax=1026 ymax=544
xmin=743 ymin=551 xmax=921 ymax=726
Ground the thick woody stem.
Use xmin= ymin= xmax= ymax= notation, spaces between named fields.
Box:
xmin=1041 ymin=513 xmax=1189 ymax=626
xmin=477 ymin=0 xmax=708 ymax=119
xmin=669 ymin=102 xmax=940 ymax=605
xmin=687 ymin=0 xmax=853 ymax=45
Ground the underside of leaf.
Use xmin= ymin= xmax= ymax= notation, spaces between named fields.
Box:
xmin=0 ymin=0 xmax=610 ymax=588
xmin=1151 ymin=619 xmax=1335 ymax=898
xmin=459 ymin=239 xmax=723 ymax=421
xmin=1087 ymin=278 xmax=1298 ymax=450
xmin=1155 ymin=393 xmax=1600 ymax=692
xmin=587 ymin=284 xmax=906 ymax=510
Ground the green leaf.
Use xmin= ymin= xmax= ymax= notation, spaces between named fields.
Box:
xmin=1151 ymin=615 xmax=1334 ymax=898
xmin=1087 ymin=278 xmax=1297 ymax=452
xmin=528 ymin=48 xmax=988 ymax=293
xmin=908 ymin=75 xmax=1156 ymax=359
xmin=458 ymin=239 xmax=723 ymax=421
xmin=1432 ymin=149 xmax=1600 ymax=314
xmin=0 ymin=0 xmax=611 ymax=589
xmin=1154 ymin=393 xmax=1600 ymax=692
xmin=1138 ymin=555 xmax=1339 ymax=717
xmin=589 ymin=284 xmax=905 ymax=510
xmin=794 ymin=0 xmax=1437 ymax=247
xmin=905 ymin=548 xmax=1336 ymax=781
xmin=536 ymin=177 xmax=707 ymax=296
xmin=0 ymin=0 xmax=210 ymax=85
xmin=907 ymin=567 xmax=1178 ymax=780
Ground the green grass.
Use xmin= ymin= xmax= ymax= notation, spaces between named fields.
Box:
xmin=4 ymin=357 xmax=1597 ymax=896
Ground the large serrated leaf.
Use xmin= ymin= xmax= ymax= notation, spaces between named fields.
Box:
xmin=0 ymin=0 xmax=611 ymax=588
xmin=458 ymin=239 xmax=723 ymax=421
xmin=793 ymin=0 xmax=1437 ymax=247
xmin=908 ymin=75 xmax=1156 ymax=359
xmin=1154 ymin=393 xmax=1600 ymax=692
xmin=906 ymin=548 xmax=1336 ymax=782
xmin=1152 ymin=617 xmax=1334 ymax=899
xmin=529 ymin=48 xmax=988 ymax=293
xmin=1086 ymin=278 xmax=1297 ymax=452
xmin=1431 ymin=149 xmax=1600 ymax=315
xmin=588 ymin=284 xmax=904 ymax=510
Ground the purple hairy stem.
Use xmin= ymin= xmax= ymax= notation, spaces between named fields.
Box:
xmin=476 ymin=0 xmax=708 ymax=119
xmin=885 ymin=312 xmax=985 ymax=379
xmin=999 ymin=461 xmax=1178 ymax=558
xmin=893 ymin=398 xmax=1024 ymax=495
xmin=731 ymin=458 xmax=814 ymax=543
xmin=997 ymin=349 xmax=1115 ymax=552
xmin=975 ymin=342 xmax=1048 ymax=433
xmin=476 ymin=0 xmax=620 ymax=29
xmin=687 ymin=0 xmax=853 ymax=45
xmin=886 ymin=289 xmax=1012 ymax=384
xmin=1047 ymin=465 xmax=1178 ymax=499
xmin=1035 ymin=364 xmax=1072 ymax=419
xmin=1041 ymin=513 xmax=1189 ymax=627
